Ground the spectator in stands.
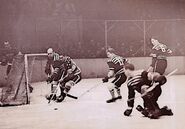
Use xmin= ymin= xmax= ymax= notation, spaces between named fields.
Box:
xmin=0 ymin=41 xmax=18 ymax=79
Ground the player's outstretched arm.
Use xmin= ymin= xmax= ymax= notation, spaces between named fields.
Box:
xmin=102 ymin=70 xmax=114 ymax=83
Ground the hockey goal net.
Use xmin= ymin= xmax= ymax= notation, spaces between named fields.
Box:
xmin=0 ymin=53 xmax=48 ymax=106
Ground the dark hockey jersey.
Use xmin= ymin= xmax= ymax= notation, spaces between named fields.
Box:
xmin=150 ymin=48 xmax=170 ymax=71
xmin=127 ymin=70 xmax=152 ymax=108
xmin=150 ymin=43 xmax=172 ymax=60
xmin=45 ymin=52 xmax=60 ymax=75
xmin=52 ymin=56 xmax=81 ymax=76
xmin=107 ymin=55 xmax=127 ymax=75
xmin=63 ymin=56 xmax=81 ymax=76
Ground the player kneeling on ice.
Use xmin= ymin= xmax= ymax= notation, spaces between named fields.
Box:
xmin=102 ymin=48 xmax=128 ymax=103
xmin=123 ymin=63 xmax=173 ymax=119
xmin=46 ymin=55 xmax=81 ymax=102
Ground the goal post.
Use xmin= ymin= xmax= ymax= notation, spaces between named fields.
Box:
xmin=0 ymin=53 xmax=48 ymax=106
xmin=24 ymin=53 xmax=48 ymax=103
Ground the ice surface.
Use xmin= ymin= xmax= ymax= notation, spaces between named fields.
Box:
xmin=0 ymin=76 xmax=185 ymax=129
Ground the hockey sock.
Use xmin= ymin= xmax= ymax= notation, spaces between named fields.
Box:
xmin=107 ymin=84 xmax=115 ymax=98
xmin=116 ymin=88 xmax=121 ymax=97
xmin=109 ymin=89 xmax=115 ymax=98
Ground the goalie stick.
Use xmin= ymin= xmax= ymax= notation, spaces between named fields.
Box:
xmin=127 ymin=68 xmax=178 ymax=102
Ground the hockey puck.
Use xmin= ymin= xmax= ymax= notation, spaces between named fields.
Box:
xmin=54 ymin=108 xmax=58 ymax=110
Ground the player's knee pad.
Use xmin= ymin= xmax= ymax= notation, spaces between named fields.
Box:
xmin=66 ymin=80 xmax=75 ymax=87
xmin=107 ymin=83 xmax=115 ymax=91
xmin=51 ymin=81 xmax=58 ymax=92
xmin=65 ymin=81 xmax=75 ymax=92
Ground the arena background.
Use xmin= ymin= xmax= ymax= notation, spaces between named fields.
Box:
xmin=0 ymin=0 xmax=185 ymax=82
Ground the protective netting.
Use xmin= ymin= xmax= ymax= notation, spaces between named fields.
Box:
xmin=0 ymin=54 xmax=29 ymax=106
xmin=0 ymin=53 xmax=48 ymax=106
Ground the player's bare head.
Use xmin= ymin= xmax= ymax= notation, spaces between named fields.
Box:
xmin=106 ymin=47 xmax=115 ymax=58
xmin=151 ymin=38 xmax=162 ymax=50
xmin=124 ymin=63 xmax=135 ymax=76
xmin=47 ymin=48 xmax=54 ymax=58
xmin=147 ymin=72 xmax=160 ymax=81
xmin=146 ymin=71 xmax=166 ymax=84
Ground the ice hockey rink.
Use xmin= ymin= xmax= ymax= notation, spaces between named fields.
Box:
xmin=0 ymin=75 xmax=184 ymax=129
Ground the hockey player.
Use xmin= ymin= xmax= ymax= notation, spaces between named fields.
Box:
xmin=56 ymin=56 xmax=81 ymax=102
xmin=0 ymin=41 xmax=18 ymax=78
xmin=45 ymin=48 xmax=60 ymax=76
xmin=148 ymin=38 xmax=172 ymax=75
xmin=102 ymin=48 xmax=127 ymax=103
xmin=46 ymin=55 xmax=81 ymax=102
xmin=123 ymin=63 xmax=173 ymax=119
xmin=44 ymin=48 xmax=61 ymax=96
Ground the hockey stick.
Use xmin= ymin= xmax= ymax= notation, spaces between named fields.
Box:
xmin=48 ymin=73 xmax=78 ymax=103
xmin=48 ymin=83 xmax=78 ymax=103
xmin=78 ymin=82 xmax=102 ymax=98
xmin=48 ymin=71 xmax=65 ymax=104
xmin=127 ymin=68 xmax=178 ymax=102
xmin=66 ymin=94 xmax=78 ymax=99
xmin=48 ymin=86 xmax=58 ymax=104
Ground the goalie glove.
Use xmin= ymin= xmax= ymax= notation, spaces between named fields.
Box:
xmin=124 ymin=108 xmax=133 ymax=116
xmin=102 ymin=76 xmax=109 ymax=83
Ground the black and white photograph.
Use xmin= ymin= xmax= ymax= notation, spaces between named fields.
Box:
xmin=0 ymin=0 xmax=185 ymax=129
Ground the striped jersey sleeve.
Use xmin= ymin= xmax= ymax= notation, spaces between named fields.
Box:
xmin=107 ymin=55 xmax=126 ymax=75
xmin=127 ymin=75 xmax=142 ymax=87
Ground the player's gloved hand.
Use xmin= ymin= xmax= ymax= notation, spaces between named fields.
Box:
xmin=150 ymin=53 xmax=157 ymax=57
xmin=124 ymin=108 xmax=133 ymax=116
xmin=46 ymin=77 xmax=52 ymax=83
xmin=45 ymin=68 xmax=51 ymax=75
xmin=102 ymin=76 xmax=109 ymax=83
